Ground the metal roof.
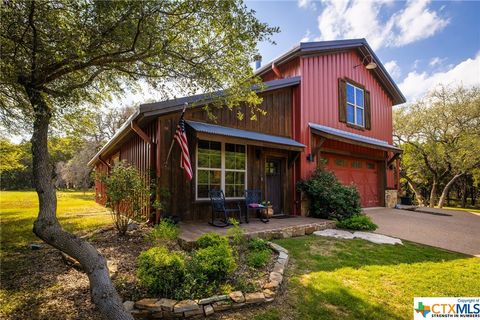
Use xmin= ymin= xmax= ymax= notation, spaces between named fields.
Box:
xmin=186 ymin=120 xmax=305 ymax=150
xmin=140 ymin=77 xmax=301 ymax=117
xmin=309 ymin=123 xmax=401 ymax=153
xmin=255 ymin=39 xmax=406 ymax=105
xmin=88 ymin=77 xmax=301 ymax=166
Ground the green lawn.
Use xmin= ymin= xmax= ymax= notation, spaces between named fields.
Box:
xmin=442 ymin=206 xmax=480 ymax=215
xmin=255 ymin=236 xmax=480 ymax=320
xmin=0 ymin=190 xmax=111 ymax=253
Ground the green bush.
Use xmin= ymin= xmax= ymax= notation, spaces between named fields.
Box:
xmin=337 ymin=214 xmax=378 ymax=231
xmin=248 ymin=238 xmax=270 ymax=251
xmin=104 ymin=161 xmax=149 ymax=235
xmin=190 ymin=244 xmax=236 ymax=281
xmin=137 ymin=247 xmax=186 ymax=298
xmin=246 ymin=249 xmax=271 ymax=268
xmin=148 ymin=219 xmax=179 ymax=242
xmin=196 ymin=232 xmax=229 ymax=249
xmin=297 ymin=169 xmax=361 ymax=221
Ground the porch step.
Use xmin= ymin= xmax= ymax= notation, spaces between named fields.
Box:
xmin=270 ymin=214 xmax=295 ymax=219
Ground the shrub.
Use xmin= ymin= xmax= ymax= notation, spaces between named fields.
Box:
xmin=148 ymin=219 xmax=179 ymax=243
xmin=196 ymin=232 xmax=229 ymax=249
xmin=246 ymin=249 xmax=271 ymax=268
xmin=248 ymin=238 xmax=270 ymax=251
xmin=190 ymin=244 xmax=236 ymax=282
xmin=226 ymin=218 xmax=245 ymax=248
xmin=104 ymin=161 xmax=149 ymax=235
xmin=337 ymin=214 xmax=378 ymax=231
xmin=137 ymin=247 xmax=186 ymax=298
xmin=297 ymin=169 xmax=361 ymax=221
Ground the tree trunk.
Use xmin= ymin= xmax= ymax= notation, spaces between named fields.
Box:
xmin=400 ymin=171 xmax=426 ymax=206
xmin=461 ymin=178 xmax=468 ymax=208
xmin=27 ymin=87 xmax=133 ymax=320
xmin=437 ymin=173 xmax=464 ymax=208
xmin=429 ymin=179 xmax=438 ymax=208
xmin=407 ymin=181 xmax=426 ymax=207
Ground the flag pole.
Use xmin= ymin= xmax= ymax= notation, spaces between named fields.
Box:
xmin=164 ymin=102 xmax=188 ymax=167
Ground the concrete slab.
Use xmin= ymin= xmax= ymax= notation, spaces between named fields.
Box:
xmin=313 ymin=229 xmax=355 ymax=239
xmin=352 ymin=231 xmax=402 ymax=245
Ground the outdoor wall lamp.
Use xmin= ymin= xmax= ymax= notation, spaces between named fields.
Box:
xmin=306 ymin=153 xmax=315 ymax=162
xmin=354 ymin=55 xmax=377 ymax=70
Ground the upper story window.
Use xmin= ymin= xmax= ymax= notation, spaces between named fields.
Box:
xmin=338 ymin=78 xmax=371 ymax=130
xmin=346 ymin=83 xmax=364 ymax=127
xmin=196 ymin=140 xmax=246 ymax=200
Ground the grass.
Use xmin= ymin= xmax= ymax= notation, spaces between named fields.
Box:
xmin=0 ymin=190 xmax=111 ymax=253
xmin=269 ymin=236 xmax=480 ymax=320
xmin=441 ymin=206 xmax=480 ymax=215
xmin=0 ymin=191 xmax=113 ymax=319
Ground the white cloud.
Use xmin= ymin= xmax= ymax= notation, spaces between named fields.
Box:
xmin=298 ymin=0 xmax=316 ymax=10
xmin=384 ymin=60 xmax=401 ymax=79
xmin=301 ymin=30 xmax=312 ymax=42
xmin=316 ymin=0 xmax=449 ymax=50
xmin=399 ymin=53 xmax=480 ymax=101
xmin=393 ymin=0 xmax=450 ymax=46
xmin=429 ymin=56 xmax=447 ymax=67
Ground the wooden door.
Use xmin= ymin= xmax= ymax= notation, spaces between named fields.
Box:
xmin=265 ymin=158 xmax=283 ymax=214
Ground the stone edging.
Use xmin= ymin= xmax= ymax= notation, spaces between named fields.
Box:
xmin=125 ymin=242 xmax=289 ymax=319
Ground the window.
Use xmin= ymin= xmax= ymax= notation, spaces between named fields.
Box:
xmin=367 ymin=162 xmax=376 ymax=170
xmin=346 ymin=82 xmax=365 ymax=127
xmin=351 ymin=160 xmax=362 ymax=168
xmin=334 ymin=159 xmax=346 ymax=167
xmin=196 ymin=140 xmax=246 ymax=199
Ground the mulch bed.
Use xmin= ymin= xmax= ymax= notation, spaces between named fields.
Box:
xmin=1 ymin=225 xmax=280 ymax=320
xmin=1 ymin=225 xmax=151 ymax=320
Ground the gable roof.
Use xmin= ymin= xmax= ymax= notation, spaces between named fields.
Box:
xmin=88 ymin=77 xmax=301 ymax=166
xmin=255 ymin=39 xmax=406 ymax=105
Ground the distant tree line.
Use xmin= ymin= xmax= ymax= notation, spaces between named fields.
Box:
xmin=0 ymin=105 xmax=135 ymax=190
xmin=394 ymin=85 xmax=480 ymax=208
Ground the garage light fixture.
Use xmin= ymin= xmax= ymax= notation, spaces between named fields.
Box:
xmin=354 ymin=55 xmax=377 ymax=70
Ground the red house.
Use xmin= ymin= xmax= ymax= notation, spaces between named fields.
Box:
xmin=89 ymin=39 xmax=405 ymax=221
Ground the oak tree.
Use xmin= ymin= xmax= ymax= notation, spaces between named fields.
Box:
xmin=0 ymin=1 xmax=277 ymax=318
xmin=394 ymin=86 xmax=480 ymax=208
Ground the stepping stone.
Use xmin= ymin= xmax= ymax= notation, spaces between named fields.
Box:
xmin=353 ymin=232 xmax=403 ymax=245
xmin=313 ymin=229 xmax=355 ymax=239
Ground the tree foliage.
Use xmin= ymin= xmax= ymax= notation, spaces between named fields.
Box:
xmin=1 ymin=1 xmax=276 ymax=317
xmin=394 ymin=85 xmax=480 ymax=207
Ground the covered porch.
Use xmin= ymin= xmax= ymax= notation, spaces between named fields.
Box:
xmin=178 ymin=216 xmax=335 ymax=247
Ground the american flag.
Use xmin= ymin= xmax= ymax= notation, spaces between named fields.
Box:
xmin=174 ymin=114 xmax=193 ymax=180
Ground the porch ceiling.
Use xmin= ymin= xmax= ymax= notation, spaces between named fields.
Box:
xmin=186 ymin=120 xmax=305 ymax=152
xmin=309 ymin=123 xmax=402 ymax=153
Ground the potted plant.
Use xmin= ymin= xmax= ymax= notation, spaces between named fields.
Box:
xmin=261 ymin=201 xmax=273 ymax=217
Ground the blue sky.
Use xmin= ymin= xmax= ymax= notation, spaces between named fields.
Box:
xmin=247 ymin=0 xmax=480 ymax=101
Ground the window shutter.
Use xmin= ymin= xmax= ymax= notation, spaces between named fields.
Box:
xmin=365 ymin=90 xmax=371 ymax=130
xmin=338 ymin=78 xmax=347 ymax=123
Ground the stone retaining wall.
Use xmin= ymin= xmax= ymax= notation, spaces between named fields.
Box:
xmin=125 ymin=242 xmax=290 ymax=319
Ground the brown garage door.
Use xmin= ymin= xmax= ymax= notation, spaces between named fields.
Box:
xmin=322 ymin=154 xmax=380 ymax=207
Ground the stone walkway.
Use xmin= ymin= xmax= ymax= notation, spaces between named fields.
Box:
xmin=313 ymin=229 xmax=403 ymax=245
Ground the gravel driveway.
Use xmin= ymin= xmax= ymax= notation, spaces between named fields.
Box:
xmin=365 ymin=207 xmax=480 ymax=256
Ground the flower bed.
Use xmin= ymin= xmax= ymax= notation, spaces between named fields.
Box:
xmin=125 ymin=241 xmax=289 ymax=319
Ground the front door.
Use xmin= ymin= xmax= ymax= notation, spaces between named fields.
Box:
xmin=265 ymin=158 xmax=283 ymax=214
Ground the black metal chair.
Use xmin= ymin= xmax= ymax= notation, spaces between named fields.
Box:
xmin=244 ymin=189 xmax=269 ymax=223
xmin=208 ymin=190 xmax=242 ymax=227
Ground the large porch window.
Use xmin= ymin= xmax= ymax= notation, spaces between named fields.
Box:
xmin=196 ymin=140 xmax=246 ymax=200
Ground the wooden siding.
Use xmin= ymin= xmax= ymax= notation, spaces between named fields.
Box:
xmin=261 ymin=58 xmax=301 ymax=82
xmin=95 ymin=87 xmax=296 ymax=221
xmin=186 ymin=87 xmax=293 ymax=138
